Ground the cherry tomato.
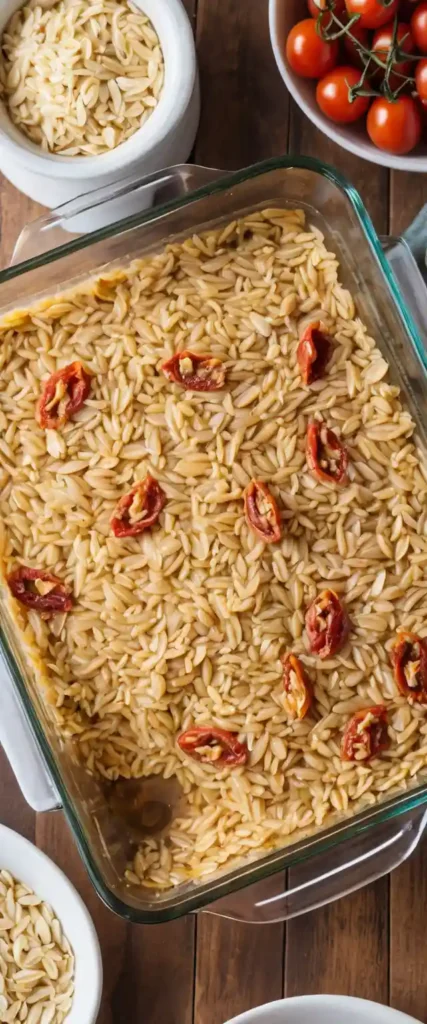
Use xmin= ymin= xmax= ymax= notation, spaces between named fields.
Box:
xmin=316 ymin=65 xmax=370 ymax=123
xmin=297 ymin=321 xmax=333 ymax=382
xmin=345 ymin=0 xmax=398 ymax=29
xmin=306 ymin=589 xmax=350 ymax=659
xmin=392 ymin=631 xmax=427 ymax=705
xmin=7 ymin=566 xmax=73 ymax=617
xmin=341 ymin=706 xmax=389 ymax=762
xmin=343 ymin=18 xmax=370 ymax=65
xmin=367 ymin=94 xmax=422 ymax=153
xmin=177 ymin=727 xmax=248 ymax=766
xmin=286 ymin=19 xmax=339 ymax=78
xmin=110 ymin=475 xmax=166 ymax=538
xmin=416 ymin=57 xmax=427 ymax=100
xmin=308 ymin=0 xmax=346 ymax=27
xmin=282 ymin=654 xmax=313 ymax=720
xmin=372 ymin=22 xmax=415 ymax=88
xmin=244 ymin=480 xmax=282 ymax=544
xmin=162 ymin=351 xmax=226 ymax=391
xmin=306 ymin=421 xmax=349 ymax=485
xmin=411 ymin=1 xmax=427 ymax=52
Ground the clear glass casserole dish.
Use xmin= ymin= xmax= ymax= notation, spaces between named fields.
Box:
xmin=1 ymin=156 xmax=427 ymax=925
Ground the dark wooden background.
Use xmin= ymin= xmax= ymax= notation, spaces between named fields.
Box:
xmin=1 ymin=2 xmax=427 ymax=1022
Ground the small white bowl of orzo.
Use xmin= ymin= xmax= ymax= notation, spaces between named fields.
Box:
xmin=0 ymin=824 xmax=102 ymax=1024
xmin=0 ymin=0 xmax=199 ymax=207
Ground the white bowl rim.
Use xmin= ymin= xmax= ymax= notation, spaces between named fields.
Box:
xmin=0 ymin=824 xmax=103 ymax=1024
xmin=225 ymin=994 xmax=423 ymax=1024
xmin=268 ymin=0 xmax=427 ymax=173
xmin=0 ymin=0 xmax=196 ymax=178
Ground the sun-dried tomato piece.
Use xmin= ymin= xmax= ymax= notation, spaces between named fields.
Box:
xmin=244 ymin=480 xmax=281 ymax=544
xmin=36 ymin=361 xmax=91 ymax=430
xmin=306 ymin=421 xmax=349 ymax=485
xmin=7 ymin=566 xmax=73 ymax=616
xmin=162 ymin=350 xmax=226 ymax=391
xmin=341 ymin=705 xmax=389 ymax=762
xmin=306 ymin=589 xmax=349 ymax=660
xmin=111 ymin=475 xmax=166 ymax=538
xmin=392 ymin=631 xmax=427 ymax=705
xmin=177 ymin=726 xmax=248 ymax=766
xmin=282 ymin=653 xmax=313 ymax=720
xmin=297 ymin=322 xmax=332 ymax=385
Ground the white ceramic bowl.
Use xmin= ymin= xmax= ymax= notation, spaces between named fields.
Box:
xmin=269 ymin=0 xmax=427 ymax=172
xmin=225 ymin=995 xmax=423 ymax=1024
xmin=0 ymin=825 xmax=102 ymax=1024
xmin=0 ymin=0 xmax=199 ymax=206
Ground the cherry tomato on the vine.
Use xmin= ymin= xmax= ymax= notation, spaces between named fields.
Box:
xmin=415 ymin=57 xmax=427 ymax=102
xmin=316 ymin=65 xmax=371 ymax=122
xmin=367 ymin=94 xmax=422 ymax=153
xmin=372 ymin=22 xmax=415 ymax=88
xmin=286 ymin=19 xmax=339 ymax=78
xmin=345 ymin=0 xmax=399 ymax=29
xmin=308 ymin=0 xmax=346 ymax=26
xmin=411 ymin=1 xmax=427 ymax=52
xmin=343 ymin=17 xmax=370 ymax=65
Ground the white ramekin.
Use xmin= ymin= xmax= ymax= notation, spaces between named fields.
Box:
xmin=269 ymin=0 xmax=427 ymax=172
xmin=0 ymin=825 xmax=103 ymax=1024
xmin=225 ymin=995 xmax=423 ymax=1024
xmin=0 ymin=0 xmax=199 ymax=206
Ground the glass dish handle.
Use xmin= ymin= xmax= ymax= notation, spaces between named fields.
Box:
xmin=10 ymin=164 xmax=227 ymax=264
xmin=203 ymin=807 xmax=427 ymax=923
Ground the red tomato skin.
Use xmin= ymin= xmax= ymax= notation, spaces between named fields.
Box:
xmin=372 ymin=22 xmax=415 ymax=86
xmin=343 ymin=19 xmax=370 ymax=65
xmin=286 ymin=19 xmax=339 ymax=78
xmin=416 ymin=58 xmax=427 ymax=101
xmin=345 ymin=0 xmax=399 ymax=29
xmin=316 ymin=65 xmax=371 ymax=123
xmin=367 ymin=95 xmax=422 ymax=154
xmin=308 ymin=0 xmax=346 ymax=25
xmin=411 ymin=1 xmax=427 ymax=52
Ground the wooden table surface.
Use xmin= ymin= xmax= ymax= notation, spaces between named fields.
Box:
xmin=1 ymin=2 xmax=427 ymax=1023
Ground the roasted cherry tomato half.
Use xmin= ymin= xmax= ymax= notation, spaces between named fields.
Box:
xmin=282 ymin=653 xmax=313 ymax=720
xmin=297 ymin=322 xmax=333 ymax=383
xmin=316 ymin=66 xmax=371 ymax=124
xmin=244 ymin=480 xmax=282 ymax=544
xmin=306 ymin=421 xmax=349 ymax=485
xmin=36 ymin=361 xmax=91 ymax=430
xmin=162 ymin=350 xmax=226 ymax=391
xmin=7 ymin=566 xmax=73 ymax=616
xmin=392 ymin=631 xmax=427 ymax=705
xmin=306 ymin=589 xmax=349 ymax=659
xmin=177 ymin=726 xmax=248 ymax=766
xmin=285 ymin=19 xmax=339 ymax=79
xmin=345 ymin=0 xmax=398 ymax=29
xmin=341 ymin=705 xmax=389 ymax=762
xmin=111 ymin=475 xmax=166 ymax=538
xmin=411 ymin=1 xmax=427 ymax=52
xmin=367 ymin=95 xmax=422 ymax=155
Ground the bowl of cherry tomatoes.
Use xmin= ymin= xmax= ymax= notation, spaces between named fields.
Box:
xmin=269 ymin=0 xmax=427 ymax=169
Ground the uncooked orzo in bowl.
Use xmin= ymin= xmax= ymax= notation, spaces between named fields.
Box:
xmin=0 ymin=0 xmax=164 ymax=156
xmin=1 ymin=208 xmax=427 ymax=891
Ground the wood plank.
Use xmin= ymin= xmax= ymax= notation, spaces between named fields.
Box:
xmin=195 ymin=0 xmax=288 ymax=169
xmin=285 ymin=877 xmax=389 ymax=1001
xmin=0 ymin=177 xmax=42 ymax=269
xmin=36 ymin=810 xmax=196 ymax=1024
xmin=195 ymin=877 xmax=284 ymax=1024
xmin=389 ymin=172 xmax=426 ymax=237
xmin=390 ymin=838 xmax=427 ymax=1023
xmin=0 ymin=747 xmax=35 ymax=842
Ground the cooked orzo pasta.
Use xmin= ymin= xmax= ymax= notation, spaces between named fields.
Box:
xmin=1 ymin=207 xmax=427 ymax=891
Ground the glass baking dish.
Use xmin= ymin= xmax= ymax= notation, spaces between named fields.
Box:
xmin=2 ymin=156 xmax=427 ymax=925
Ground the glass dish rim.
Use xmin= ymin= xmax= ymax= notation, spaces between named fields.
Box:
xmin=1 ymin=153 xmax=427 ymax=924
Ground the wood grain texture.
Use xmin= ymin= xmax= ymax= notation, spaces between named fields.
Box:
xmin=285 ymin=877 xmax=389 ymax=1002
xmin=390 ymin=839 xmax=427 ymax=1023
xmin=195 ymin=0 xmax=288 ymax=168
xmin=195 ymin=879 xmax=284 ymax=1024
xmin=389 ymin=173 xmax=426 ymax=236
